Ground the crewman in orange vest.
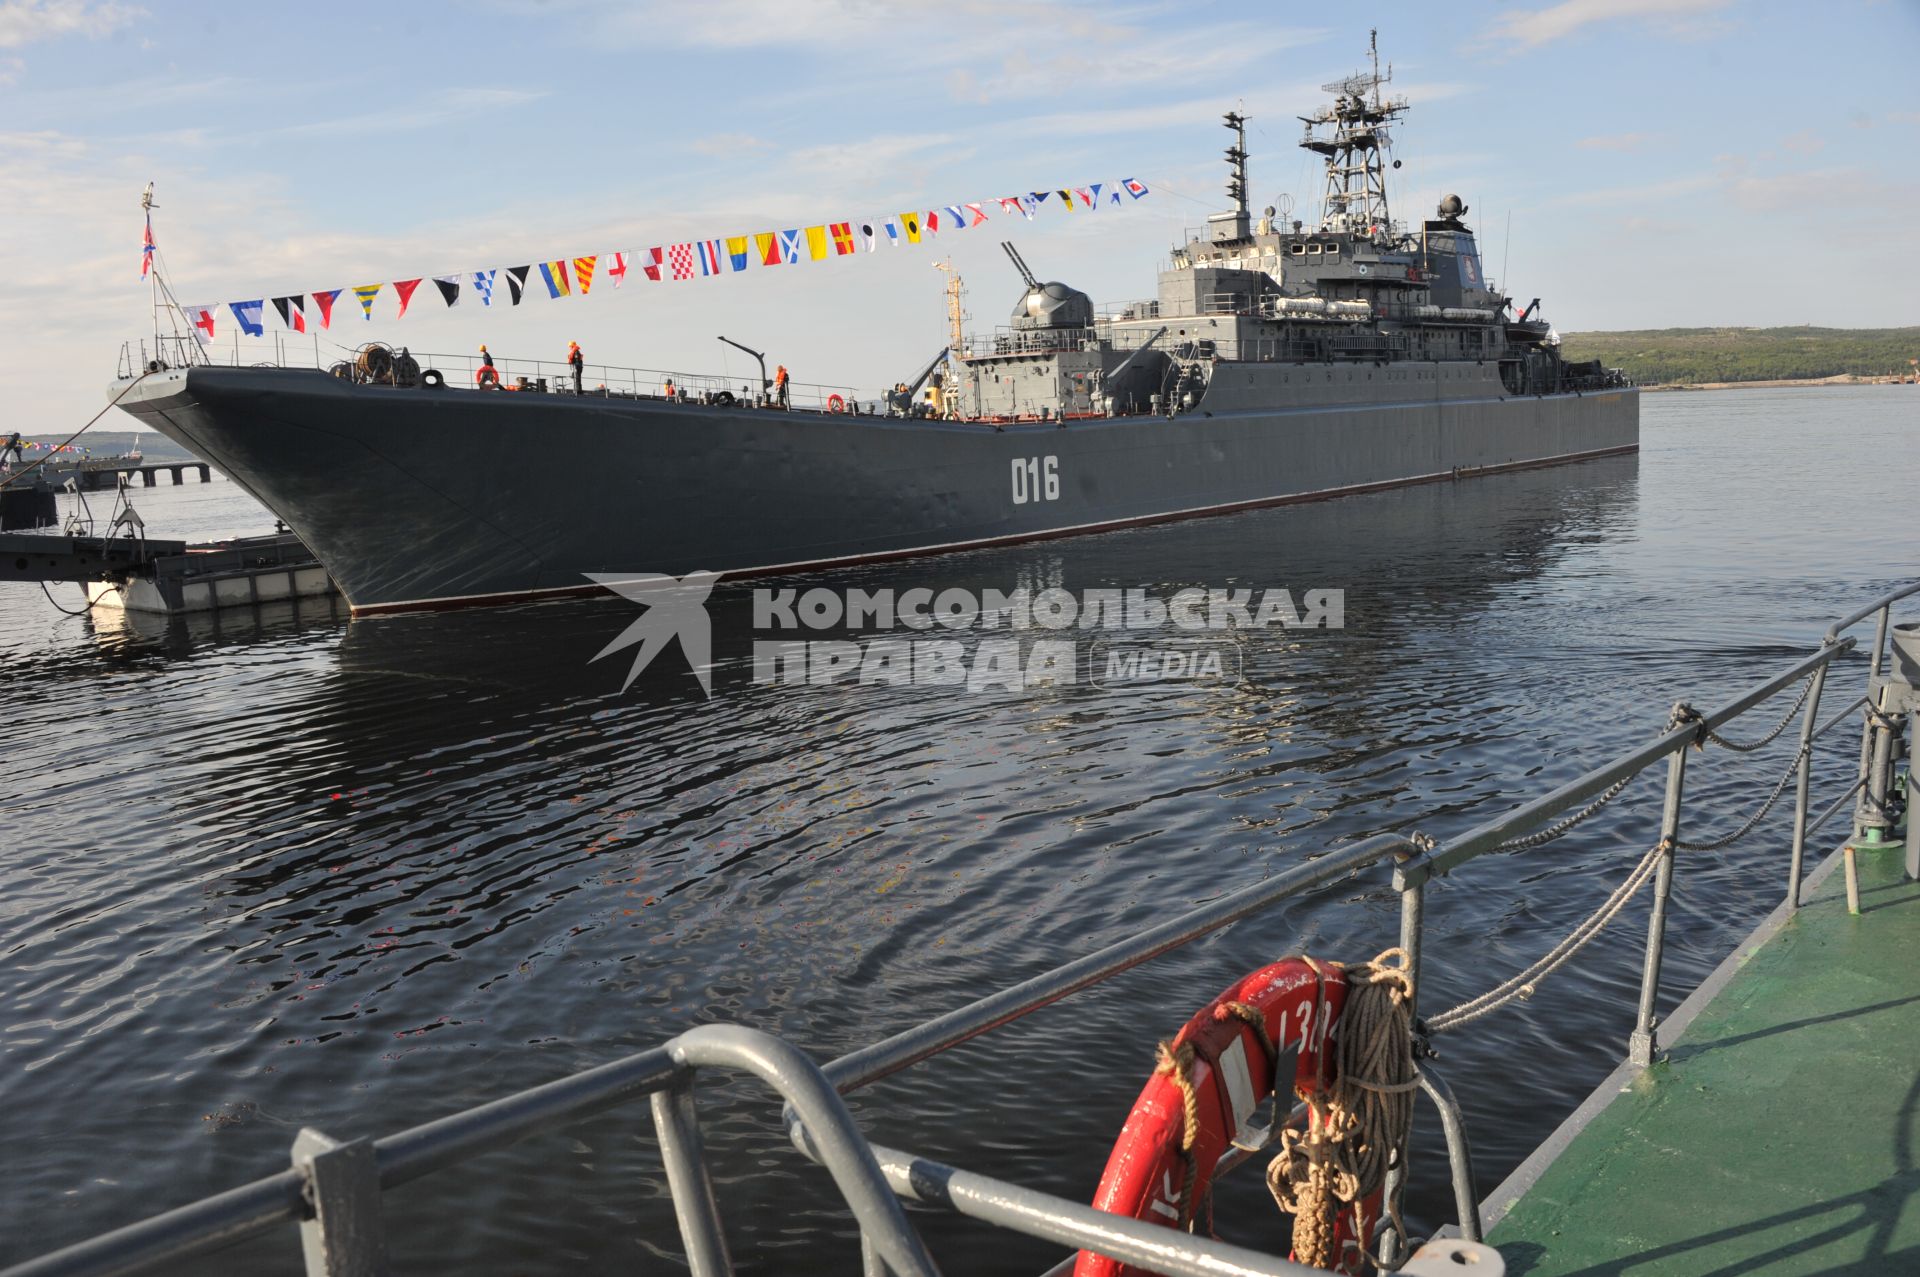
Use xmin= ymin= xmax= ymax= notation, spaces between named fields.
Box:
xmin=773 ymin=363 xmax=789 ymax=408
xmin=567 ymin=341 xmax=584 ymax=395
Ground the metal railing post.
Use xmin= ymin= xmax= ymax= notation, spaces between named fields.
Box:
xmin=1415 ymin=1067 xmax=1481 ymax=1243
xmin=1630 ymin=745 xmax=1688 ymax=1067
xmin=290 ymin=1128 xmax=388 ymax=1277
xmin=1859 ymin=698 xmax=1897 ymax=846
xmin=1785 ymin=662 xmax=1830 ymax=909
xmin=1851 ymin=606 xmax=1892 ymax=840
xmin=650 ymin=1077 xmax=734 ymax=1277
xmin=1396 ymin=867 xmax=1427 ymax=1023
xmin=1377 ymin=861 xmax=1428 ymax=1269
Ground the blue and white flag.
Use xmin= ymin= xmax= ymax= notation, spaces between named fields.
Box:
xmin=229 ymin=299 xmax=265 ymax=337
xmin=778 ymin=228 xmax=804 ymax=264
xmin=472 ymin=269 xmax=497 ymax=306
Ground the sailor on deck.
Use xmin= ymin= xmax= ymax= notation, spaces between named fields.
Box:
xmin=773 ymin=364 xmax=789 ymax=408
xmin=567 ymin=341 xmax=584 ymax=396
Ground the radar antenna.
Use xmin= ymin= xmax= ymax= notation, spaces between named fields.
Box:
xmin=1299 ymin=28 xmax=1407 ymax=237
xmin=1000 ymin=241 xmax=1039 ymax=290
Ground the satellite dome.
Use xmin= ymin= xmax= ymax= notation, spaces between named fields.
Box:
xmin=1437 ymin=194 xmax=1468 ymax=219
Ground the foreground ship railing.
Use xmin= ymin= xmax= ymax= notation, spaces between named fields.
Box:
xmin=8 ymin=583 xmax=1916 ymax=1277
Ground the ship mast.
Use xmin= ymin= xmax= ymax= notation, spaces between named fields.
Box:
xmin=1206 ymin=111 xmax=1252 ymax=242
xmin=932 ymin=258 xmax=969 ymax=359
xmin=1299 ymin=29 xmax=1407 ymax=237
xmin=139 ymin=182 xmax=205 ymax=366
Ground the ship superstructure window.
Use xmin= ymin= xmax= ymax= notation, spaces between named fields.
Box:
xmin=1326 ymin=243 xmax=1341 ymax=257
xmin=1309 ymin=244 xmax=1323 ymax=256
xmin=1292 ymin=244 xmax=1306 ymax=256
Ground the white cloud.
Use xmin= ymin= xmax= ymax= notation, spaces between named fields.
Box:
xmin=1482 ymin=0 xmax=1731 ymax=50
xmin=0 ymin=0 xmax=139 ymax=47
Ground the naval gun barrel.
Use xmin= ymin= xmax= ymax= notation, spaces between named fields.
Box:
xmin=1000 ymin=241 xmax=1040 ymax=290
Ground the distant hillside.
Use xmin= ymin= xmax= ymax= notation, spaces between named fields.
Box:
xmin=1559 ymin=327 xmax=1920 ymax=386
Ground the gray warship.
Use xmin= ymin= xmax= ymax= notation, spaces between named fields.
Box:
xmin=113 ymin=40 xmax=1636 ymax=615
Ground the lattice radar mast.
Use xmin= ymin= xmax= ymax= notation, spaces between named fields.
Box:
xmin=1298 ymin=30 xmax=1409 ymax=237
xmin=932 ymin=259 xmax=969 ymax=358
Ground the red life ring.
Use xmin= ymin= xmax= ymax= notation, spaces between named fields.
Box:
xmin=1074 ymin=958 xmax=1369 ymax=1277
xmin=827 ymin=393 xmax=846 ymax=414
xmin=476 ymin=367 xmax=500 ymax=389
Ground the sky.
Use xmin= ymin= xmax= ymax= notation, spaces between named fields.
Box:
xmin=3 ymin=0 xmax=1917 ymax=434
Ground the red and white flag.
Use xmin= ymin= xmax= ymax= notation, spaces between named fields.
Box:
xmin=183 ymin=303 xmax=217 ymax=345
xmin=667 ymin=243 xmax=694 ymax=281
xmin=270 ymin=295 xmax=308 ymax=333
xmin=641 ymin=247 xmax=663 ymax=282
xmin=606 ymin=251 xmax=629 ymax=288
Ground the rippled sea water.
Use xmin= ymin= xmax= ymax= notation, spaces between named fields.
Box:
xmin=1 ymin=386 xmax=1913 ymax=1274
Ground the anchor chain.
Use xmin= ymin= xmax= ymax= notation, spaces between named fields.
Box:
xmin=1492 ymin=772 xmax=1635 ymax=852
xmin=1671 ymin=740 xmax=1807 ymax=852
xmin=1669 ymin=672 xmax=1815 ymax=755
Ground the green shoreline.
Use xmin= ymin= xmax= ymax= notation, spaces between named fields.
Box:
xmin=1561 ymin=325 xmax=1919 ymax=388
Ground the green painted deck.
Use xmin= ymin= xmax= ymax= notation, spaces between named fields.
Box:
xmin=1488 ymin=842 xmax=1920 ymax=1275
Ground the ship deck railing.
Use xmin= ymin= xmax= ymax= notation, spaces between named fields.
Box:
xmin=120 ymin=340 xmax=878 ymax=415
xmin=960 ymin=326 xmax=1413 ymax=364
xmin=6 ymin=583 xmax=1916 ymax=1277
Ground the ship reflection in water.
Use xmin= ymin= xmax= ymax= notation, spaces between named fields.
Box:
xmin=7 ymin=449 xmax=1654 ymax=1274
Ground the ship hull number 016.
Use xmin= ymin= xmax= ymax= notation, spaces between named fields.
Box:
xmin=1011 ymin=456 xmax=1060 ymax=504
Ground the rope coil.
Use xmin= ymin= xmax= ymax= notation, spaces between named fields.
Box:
xmin=1268 ymin=949 xmax=1416 ymax=1269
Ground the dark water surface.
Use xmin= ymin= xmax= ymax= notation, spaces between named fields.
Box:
xmin=1 ymin=386 xmax=1913 ymax=1273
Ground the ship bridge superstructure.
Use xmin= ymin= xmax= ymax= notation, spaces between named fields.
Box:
xmin=929 ymin=34 xmax=1625 ymax=423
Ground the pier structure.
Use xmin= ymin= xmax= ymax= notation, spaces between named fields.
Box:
xmin=0 ymin=529 xmax=335 ymax=614
xmin=39 ymin=459 xmax=215 ymax=491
